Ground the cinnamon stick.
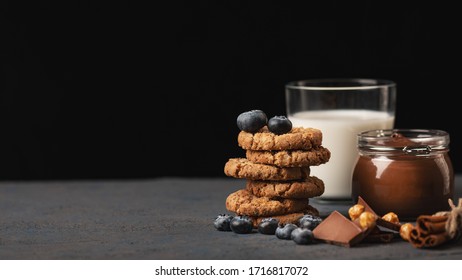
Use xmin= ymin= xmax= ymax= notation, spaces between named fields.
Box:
xmin=409 ymin=215 xmax=450 ymax=248
xmin=416 ymin=215 xmax=448 ymax=235
xmin=409 ymin=229 xmax=424 ymax=248
xmin=422 ymin=233 xmax=451 ymax=247
xmin=409 ymin=227 xmax=449 ymax=248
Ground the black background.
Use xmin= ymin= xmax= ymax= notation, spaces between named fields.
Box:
xmin=1 ymin=1 xmax=460 ymax=180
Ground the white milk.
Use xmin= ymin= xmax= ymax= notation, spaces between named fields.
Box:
xmin=289 ymin=110 xmax=394 ymax=200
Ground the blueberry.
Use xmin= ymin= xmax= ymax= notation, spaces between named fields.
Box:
xmin=214 ymin=214 xmax=234 ymax=231
xmin=291 ymin=228 xmax=314 ymax=245
xmin=275 ymin=223 xmax=298 ymax=240
xmin=237 ymin=110 xmax=267 ymax=133
xmin=230 ymin=216 xmax=254 ymax=234
xmin=258 ymin=218 xmax=279 ymax=235
xmin=298 ymin=214 xmax=323 ymax=231
xmin=267 ymin=116 xmax=292 ymax=135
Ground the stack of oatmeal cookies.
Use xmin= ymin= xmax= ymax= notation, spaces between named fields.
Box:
xmin=224 ymin=126 xmax=331 ymax=227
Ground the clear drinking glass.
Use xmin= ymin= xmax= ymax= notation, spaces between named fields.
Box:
xmin=285 ymin=79 xmax=396 ymax=201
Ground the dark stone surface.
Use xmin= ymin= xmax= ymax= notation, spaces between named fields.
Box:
xmin=0 ymin=176 xmax=461 ymax=260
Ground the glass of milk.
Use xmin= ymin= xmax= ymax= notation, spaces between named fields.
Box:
xmin=285 ymin=79 xmax=396 ymax=201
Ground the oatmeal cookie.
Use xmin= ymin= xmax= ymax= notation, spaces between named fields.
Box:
xmin=245 ymin=146 xmax=330 ymax=167
xmin=224 ymin=158 xmax=310 ymax=181
xmin=246 ymin=176 xmax=325 ymax=199
xmin=237 ymin=126 xmax=322 ymax=151
xmin=225 ymin=189 xmax=308 ymax=216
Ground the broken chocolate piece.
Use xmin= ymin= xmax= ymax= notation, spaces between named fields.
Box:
xmin=313 ymin=211 xmax=367 ymax=247
xmin=358 ymin=196 xmax=401 ymax=232
xmin=364 ymin=231 xmax=395 ymax=243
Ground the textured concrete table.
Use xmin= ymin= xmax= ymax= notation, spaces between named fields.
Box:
xmin=0 ymin=176 xmax=461 ymax=260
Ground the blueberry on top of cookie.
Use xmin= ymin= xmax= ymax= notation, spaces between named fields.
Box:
xmin=236 ymin=109 xmax=293 ymax=135
xmin=237 ymin=110 xmax=267 ymax=133
xmin=268 ymin=116 xmax=292 ymax=135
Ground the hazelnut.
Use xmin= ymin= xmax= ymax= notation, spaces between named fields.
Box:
xmin=382 ymin=212 xmax=400 ymax=224
xmin=359 ymin=211 xmax=377 ymax=229
xmin=348 ymin=204 xmax=365 ymax=221
xmin=400 ymin=223 xmax=414 ymax=241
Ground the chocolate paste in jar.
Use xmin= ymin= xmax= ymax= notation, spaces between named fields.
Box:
xmin=352 ymin=129 xmax=454 ymax=220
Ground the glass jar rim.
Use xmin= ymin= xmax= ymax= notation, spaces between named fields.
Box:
xmin=285 ymin=78 xmax=396 ymax=91
xmin=357 ymin=129 xmax=450 ymax=154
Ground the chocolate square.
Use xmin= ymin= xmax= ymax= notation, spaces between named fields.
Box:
xmin=313 ymin=211 xmax=367 ymax=247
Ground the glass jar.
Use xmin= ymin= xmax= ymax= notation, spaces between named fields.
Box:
xmin=352 ymin=129 xmax=454 ymax=220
